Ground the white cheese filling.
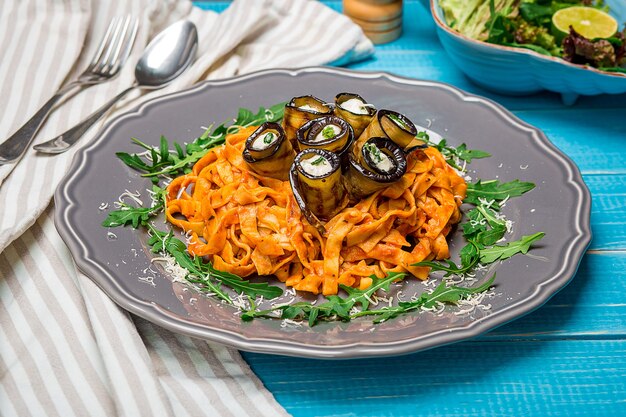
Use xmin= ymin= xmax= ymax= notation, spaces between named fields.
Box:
xmin=251 ymin=131 xmax=278 ymax=150
xmin=300 ymin=155 xmax=333 ymax=176
xmin=299 ymin=104 xmax=319 ymax=112
xmin=340 ymin=98 xmax=369 ymax=115
xmin=373 ymin=151 xmax=394 ymax=172
xmin=365 ymin=144 xmax=394 ymax=172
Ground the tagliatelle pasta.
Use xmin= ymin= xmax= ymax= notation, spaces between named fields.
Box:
xmin=165 ymin=125 xmax=467 ymax=296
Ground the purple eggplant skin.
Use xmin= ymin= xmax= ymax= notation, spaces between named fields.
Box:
xmin=353 ymin=109 xmax=418 ymax=155
xmin=282 ymin=95 xmax=333 ymax=146
xmin=289 ymin=148 xmax=347 ymax=233
xmin=344 ymin=136 xmax=407 ymax=201
xmin=333 ymin=92 xmax=376 ymax=138
xmin=242 ymin=122 xmax=295 ymax=181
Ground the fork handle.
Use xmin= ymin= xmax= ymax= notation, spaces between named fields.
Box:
xmin=0 ymin=82 xmax=82 ymax=164
xmin=34 ymin=84 xmax=138 ymax=154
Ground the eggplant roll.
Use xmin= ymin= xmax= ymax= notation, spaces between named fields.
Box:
xmin=345 ymin=137 xmax=407 ymax=200
xmin=333 ymin=93 xmax=376 ymax=138
xmin=295 ymin=115 xmax=353 ymax=155
xmin=242 ymin=122 xmax=294 ymax=181
xmin=290 ymin=149 xmax=346 ymax=230
xmin=282 ymin=95 xmax=333 ymax=145
xmin=354 ymin=109 xmax=418 ymax=154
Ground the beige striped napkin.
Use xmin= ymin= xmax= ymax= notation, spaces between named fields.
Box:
xmin=0 ymin=1 xmax=373 ymax=415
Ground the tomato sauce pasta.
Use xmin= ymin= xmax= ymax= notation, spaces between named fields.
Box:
xmin=165 ymin=125 xmax=467 ymax=296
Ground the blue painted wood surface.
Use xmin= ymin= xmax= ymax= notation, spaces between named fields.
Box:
xmin=197 ymin=1 xmax=626 ymax=416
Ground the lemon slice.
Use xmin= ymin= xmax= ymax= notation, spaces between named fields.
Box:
xmin=552 ymin=6 xmax=618 ymax=42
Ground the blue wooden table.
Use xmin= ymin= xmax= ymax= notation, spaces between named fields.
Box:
xmin=198 ymin=1 xmax=626 ymax=415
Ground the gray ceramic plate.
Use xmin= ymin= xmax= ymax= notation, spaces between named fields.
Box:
xmin=55 ymin=67 xmax=591 ymax=359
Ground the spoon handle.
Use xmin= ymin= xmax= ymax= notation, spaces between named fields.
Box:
xmin=33 ymin=84 xmax=138 ymax=154
xmin=0 ymin=82 xmax=83 ymax=164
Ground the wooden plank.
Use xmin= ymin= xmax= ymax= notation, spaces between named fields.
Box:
xmin=242 ymin=339 xmax=626 ymax=417
xmin=514 ymin=110 xmax=626 ymax=174
xmin=584 ymin=174 xmax=626 ymax=250
xmin=485 ymin=252 xmax=626 ymax=339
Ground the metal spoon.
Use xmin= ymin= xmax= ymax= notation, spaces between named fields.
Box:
xmin=34 ymin=20 xmax=198 ymax=154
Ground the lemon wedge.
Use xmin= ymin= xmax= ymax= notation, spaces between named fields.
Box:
xmin=552 ymin=6 xmax=618 ymax=42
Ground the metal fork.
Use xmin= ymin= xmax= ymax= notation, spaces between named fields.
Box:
xmin=0 ymin=15 xmax=139 ymax=165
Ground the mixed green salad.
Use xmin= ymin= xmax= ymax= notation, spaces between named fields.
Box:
xmin=440 ymin=0 xmax=626 ymax=72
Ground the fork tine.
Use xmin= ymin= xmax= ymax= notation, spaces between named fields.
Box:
xmin=120 ymin=18 xmax=139 ymax=68
xmin=93 ymin=16 xmax=125 ymax=73
xmin=88 ymin=17 xmax=120 ymax=71
xmin=105 ymin=16 xmax=138 ymax=75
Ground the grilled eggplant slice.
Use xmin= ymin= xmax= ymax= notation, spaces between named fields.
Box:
xmin=333 ymin=93 xmax=376 ymax=138
xmin=290 ymin=149 xmax=346 ymax=233
xmin=242 ymin=122 xmax=294 ymax=181
xmin=354 ymin=109 xmax=418 ymax=153
xmin=345 ymin=137 xmax=407 ymax=200
xmin=282 ymin=95 xmax=333 ymax=145
xmin=295 ymin=115 xmax=353 ymax=156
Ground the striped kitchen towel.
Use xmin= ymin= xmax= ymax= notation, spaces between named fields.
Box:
xmin=0 ymin=1 xmax=373 ymax=416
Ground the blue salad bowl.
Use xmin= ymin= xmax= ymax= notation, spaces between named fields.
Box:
xmin=421 ymin=0 xmax=626 ymax=104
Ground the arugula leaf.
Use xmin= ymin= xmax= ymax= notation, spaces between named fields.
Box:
xmin=479 ymin=232 xmax=545 ymax=264
xmin=473 ymin=204 xmax=508 ymax=246
xmin=486 ymin=0 xmax=516 ymax=45
xmin=414 ymin=241 xmax=480 ymax=277
xmin=465 ymin=179 xmax=535 ymax=206
xmin=102 ymin=203 xmax=163 ymax=228
xmin=455 ymin=143 xmax=492 ymax=163
xmin=353 ymin=275 xmax=496 ymax=323
xmin=519 ymin=2 xmax=553 ymax=25
xmin=147 ymin=226 xmax=283 ymax=301
xmin=416 ymin=232 xmax=544 ymax=277
xmin=117 ymin=103 xmax=286 ymax=179
xmin=462 ymin=208 xmax=507 ymax=247
xmin=241 ymin=272 xmax=407 ymax=325
xmin=418 ymin=133 xmax=490 ymax=171
xmin=102 ymin=186 xmax=166 ymax=228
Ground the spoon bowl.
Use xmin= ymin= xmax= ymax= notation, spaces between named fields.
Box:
xmin=135 ymin=20 xmax=198 ymax=87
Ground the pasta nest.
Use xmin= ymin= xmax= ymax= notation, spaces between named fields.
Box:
xmin=165 ymin=126 xmax=467 ymax=295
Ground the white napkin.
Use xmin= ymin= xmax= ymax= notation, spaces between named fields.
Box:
xmin=0 ymin=1 xmax=372 ymax=415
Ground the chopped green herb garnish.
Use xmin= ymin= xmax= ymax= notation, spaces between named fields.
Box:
xmin=262 ymin=132 xmax=276 ymax=144
xmin=311 ymin=156 xmax=327 ymax=166
xmin=387 ymin=113 xmax=410 ymax=130
xmin=364 ymin=142 xmax=383 ymax=163
xmin=321 ymin=125 xmax=337 ymax=140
